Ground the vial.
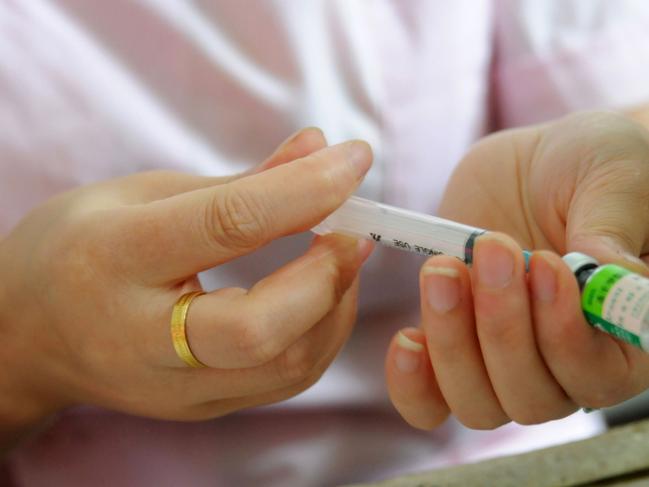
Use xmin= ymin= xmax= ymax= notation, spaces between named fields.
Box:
xmin=563 ymin=252 xmax=649 ymax=351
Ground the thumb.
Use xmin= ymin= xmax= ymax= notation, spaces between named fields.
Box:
xmin=120 ymin=140 xmax=373 ymax=283
xmin=565 ymin=168 xmax=649 ymax=274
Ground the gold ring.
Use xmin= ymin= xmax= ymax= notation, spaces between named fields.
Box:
xmin=171 ymin=291 xmax=207 ymax=368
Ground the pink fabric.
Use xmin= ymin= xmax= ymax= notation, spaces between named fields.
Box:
xmin=494 ymin=0 xmax=649 ymax=126
xmin=3 ymin=0 xmax=649 ymax=485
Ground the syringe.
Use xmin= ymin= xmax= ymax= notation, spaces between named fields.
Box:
xmin=313 ymin=196 xmax=649 ymax=353
xmin=312 ymin=195 xmax=531 ymax=265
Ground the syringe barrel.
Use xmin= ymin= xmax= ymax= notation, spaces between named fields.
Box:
xmin=312 ymin=196 xmax=485 ymax=263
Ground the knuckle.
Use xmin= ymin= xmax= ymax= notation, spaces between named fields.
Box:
xmin=425 ymin=330 xmax=464 ymax=360
xmin=473 ymin=292 xmax=533 ymax=349
xmin=233 ymin=314 xmax=281 ymax=365
xmin=47 ymin=221 xmax=106 ymax=284
xmin=475 ymin=314 xmax=521 ymax=350
xmin=282 ymin=369 xmax=323 ymax=399
xmin=473 ymin=292 xmax=504 ymax=320
xmin=276 ymin=340 xmax=322 ymax=384
xmin=207 ymin=187 xmax=270 ymax=250
xmin=540 ymin=317 xmax=575 ymax=350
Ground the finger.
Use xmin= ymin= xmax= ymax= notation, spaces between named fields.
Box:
xmin=473 ymin=233 xmax=576 ymax=424
xmin=531 ymin=250 xmax=649 ymax=408
xmin=177 ymin=234 xmax=372 ymax=369
xmin=115 ymin=127 xmax=328 ymax=203
xmin=249 ymin=127 xmax=327 ymax=174
xmin=257 ymin=273 xmax=360 ymax=394
xmin=171 ymin=275 xmax=360 ymax=405
xmin=418 ymin=256 xmax=508 ymax=429
xmin=122 ymin=140 xmax=372 ymax=283
xmin=385 ymin=327 xmax=449 ymax=430
xmin=184 ymin=292 xmax=352 ymax=417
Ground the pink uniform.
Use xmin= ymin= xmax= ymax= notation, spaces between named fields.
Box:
xmin=2 ymin=0 xmax=649 ymax=485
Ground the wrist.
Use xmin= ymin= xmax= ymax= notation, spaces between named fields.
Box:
xmin=0 ymin=246 xmax=67 ymax=454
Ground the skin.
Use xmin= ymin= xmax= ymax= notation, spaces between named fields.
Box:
xmin=385 ymin=111 xmax=649 ymax=430
xmin=0 ymin=128 xmax=373 ymax=452
xmin=3 ymin=110 xmax=649 ymax=454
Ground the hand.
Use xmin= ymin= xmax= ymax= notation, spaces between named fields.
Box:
xmin=0 ymin=128 xmax=373 ymax=449
xmin=385 ymin=111 xmax=649 ymax=429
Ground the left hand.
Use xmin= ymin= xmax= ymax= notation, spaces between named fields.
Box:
xmin=385 ymin=111 xmax=649 ymax=430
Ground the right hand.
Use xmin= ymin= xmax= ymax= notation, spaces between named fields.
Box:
xmin=0 ymin=128 xmax=373 ymax=441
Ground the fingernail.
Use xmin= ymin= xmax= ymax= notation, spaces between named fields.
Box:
xmin=357 ymin=239 xmax=374 ymax=264
xmin=294 ymin=126 xmax=325 ymax=144
xmin=621 ymin=254 xmax=649 ymax=275
xmin=422 ymin=267 xmax=460 ymax=314
xmin=346 ymin=141 xmax=372 ymax=178
xmin=531 ymin=254 xmax=557 ymax=303
xmin=286 ymin=129 xmax=304 ymax=144
xmin=623 ymin=253 xmax=646 ymax=266
xmin=395 ymin=332 xmax=423 ymax=373
xmin=306 ymin=126 xmax=325 ymax=137
xmin=475 ymin=235 xmax=514 ymax=288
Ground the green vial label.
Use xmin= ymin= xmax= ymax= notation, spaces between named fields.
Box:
xmin=581 ymin=264 xmax=649 ymax=349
